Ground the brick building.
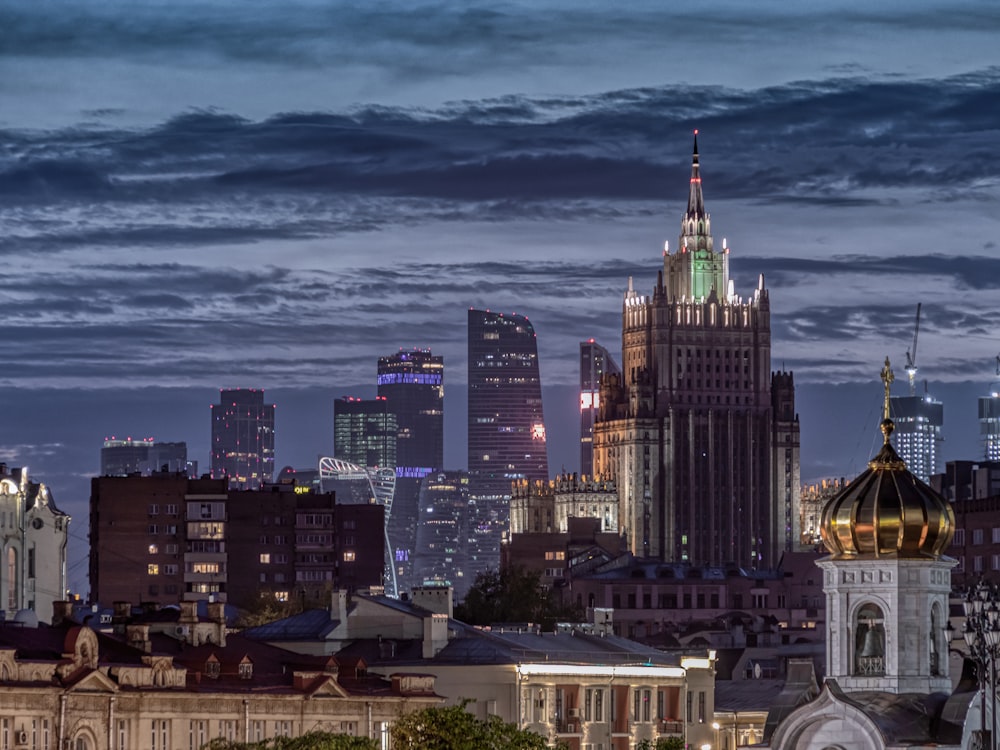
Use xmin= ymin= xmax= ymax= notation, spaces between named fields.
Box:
xmin=90 ymin=475 xmax=383 ymax=609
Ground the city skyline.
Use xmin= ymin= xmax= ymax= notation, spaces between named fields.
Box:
xmin=2 ymin=0 xmax=999 ymax=594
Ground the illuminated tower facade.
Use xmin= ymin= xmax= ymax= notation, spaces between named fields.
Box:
xmin=980 ymin=392 xmax=1000 ymax=461
xmin=889 ymin=393 xmax=943 ymax=482
xmin=210 ymin=388 xmax=275 ymax=490
xmin=467 ymin=310 xmax=549 ymax=576
xmin=592 ymin=134 xmax=799 ymax=568
xmin=467 ymin=310 xmax=549 ymax=498
xmin=333 ymin=397 xmax=397 ymax=470
xmin=377 ymin=349 xmax=444 ymax=594
xmin=580 ymin=340 xmax=620 ymax=479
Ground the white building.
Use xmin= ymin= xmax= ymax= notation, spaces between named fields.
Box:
xmin=0 ymin=465 xmax=69 ymax=624
xmin=761 ymin=365 xmax=981 ymax=750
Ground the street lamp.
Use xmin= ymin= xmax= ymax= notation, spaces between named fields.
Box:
xmin=964 ymin=580 xmax=1000 ymax=750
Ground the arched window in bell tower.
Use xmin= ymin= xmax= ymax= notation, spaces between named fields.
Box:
xmin=930 ymin=603 xmax=943 ymax=676
xmin=855 ymin=603 xmax=886 ymax=676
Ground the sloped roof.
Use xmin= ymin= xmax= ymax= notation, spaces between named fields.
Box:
xmin=242 ymin=608 xmax=341 ymax=641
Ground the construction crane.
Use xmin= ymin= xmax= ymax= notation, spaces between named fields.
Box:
xmin=904 ymin=303 xmax=921 ymax=396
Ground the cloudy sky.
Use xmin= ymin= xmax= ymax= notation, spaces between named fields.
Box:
xmin=3 ymin=0 xmax=1000 ymax=594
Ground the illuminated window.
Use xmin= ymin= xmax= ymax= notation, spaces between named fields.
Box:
xmin=275 ymin=591 xmax=289 ymax=602
xmin=259 ymin=554 xmax=270 ymax=564
xmin=147 ymin=564 xmax=159 ymax=575
xmin=148 ymin=544 xmax=159 ymax=555
xmin=343 ymin=551 xmax=356 ymax=562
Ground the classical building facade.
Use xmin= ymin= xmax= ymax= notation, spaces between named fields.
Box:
xmin=246 ymin=586 xmax=719 ymax=750
xmin=510 ymin=474 xmax=619 ymax=535
xmin=0 ymin=600 xmax=438 ymax=750
xmin=0 ymin=465 xmax=69 ymax=624
xmin=592 ymin=135 xmax=799 ymax=569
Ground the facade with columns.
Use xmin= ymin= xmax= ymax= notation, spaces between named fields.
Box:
xmin=592 ymin=134 xmax=799 ymax=569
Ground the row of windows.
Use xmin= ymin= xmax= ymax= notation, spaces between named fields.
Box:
xmin=952 ymin=528 xmax=1000 ymax=546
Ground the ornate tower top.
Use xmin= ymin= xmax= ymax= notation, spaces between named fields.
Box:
xmin=686 ymin=130 xmax=706 ymax=221
xmin=820 ymin=358 xmax=954 ymax=559
xmin=665 ymin=131 xmax=728 ymax=301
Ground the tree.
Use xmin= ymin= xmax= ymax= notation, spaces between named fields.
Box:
xmin=203 ymin=732 xmax=378 ymax=750
xmin=454 ymin=566 xmax=583 ymax=630
xmin=636 ymin=739 xmax=685 ymax=750
xmin=391 ymin=702 xmax=548 ymax=750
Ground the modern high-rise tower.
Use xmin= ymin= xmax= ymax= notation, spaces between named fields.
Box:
xmin=889 ymin=392 xmax=943 ymax=482
xmin=981 ymin=390 xmax=1000 ymax=462
xmin=580 ymin=340 xmax=621 ymax=478
xmin=377 ymin=349 xmax=444 ymax=476
xmin=467 ymin=310 xmax=549 ymax=498
xmin=210 ymin=388 xmax=275 ymax=490
xmin=467 ymin=310 xmax=549 ymax=577
xmin=377 ymin=349 xmax=444 ymax=595
xmin=592 ymin=134 xmax=800 ymax=569
xmin=333 ymin=397 xmax=397 ymax=469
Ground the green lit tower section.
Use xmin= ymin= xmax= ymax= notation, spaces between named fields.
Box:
xmin=663 ymin=130 xmax=729 ymax=302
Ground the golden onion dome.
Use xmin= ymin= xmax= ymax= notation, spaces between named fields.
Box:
xmin=820 ymin=358 xmax=955 ymax=559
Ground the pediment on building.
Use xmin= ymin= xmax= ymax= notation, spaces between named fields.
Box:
xmin=63 ymin=668 xmax=118 ymax=693
xmin=306 ymin=675 xmax=349 ymax=698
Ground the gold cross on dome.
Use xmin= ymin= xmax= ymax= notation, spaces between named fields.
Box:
xmin=880 ymin=356 xmax=894 ymax=421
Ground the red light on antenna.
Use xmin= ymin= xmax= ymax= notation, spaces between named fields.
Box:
xmin=694 ymin=129 xmax=699 ymax=135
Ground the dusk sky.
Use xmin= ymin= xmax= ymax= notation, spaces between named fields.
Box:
xmin=3 ymin=0 xmax=1000 ymax=595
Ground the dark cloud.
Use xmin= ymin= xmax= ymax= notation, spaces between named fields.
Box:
xmin=2 ymin=70 xmax=998 ymax=227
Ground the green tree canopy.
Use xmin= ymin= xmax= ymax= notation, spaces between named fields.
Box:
xmin=454 ymin=566 xmax=582 ymax=630
xmin=203 ymin=731 xmax=378 ymax=750
xmin=391 ymin=703 xmax=548 ymax=750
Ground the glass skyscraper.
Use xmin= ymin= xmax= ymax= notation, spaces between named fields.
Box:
xmin=980 ymin=392 xmax=1000 ymax=462
xmin=466 ymin=309 xmax=549 ymax=581
xmin=333 ymin=397 xmax=397 ymax=469
xmin=579 ymin=340 xmax=620 ymax=478
xmin=210 ymin=388 xmax=275 ymax=489
xmin=889 ymin=393 xmax=943 ymax=483
xmin=467 ymin=309 xmax=549 ymax=499
xmin=377 ymin=348 xmax=444 ymax=595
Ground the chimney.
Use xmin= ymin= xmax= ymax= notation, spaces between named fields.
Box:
xmin=422 ymin=613 xmax=449 ymax=659
xmin=410 ymin=586 xmax=453 ymax=619
xmin=125 ymin=624 xmax=152 ymax=654
xmin=331 ymin=590 xmax=348 ymax=625
xmin=51 ymin=601 xmax=74 ymax=627
xmin=179 ymin=600 xmax=198 ymax=625
xmin=206 ymin=601 xmax=227 ymax=647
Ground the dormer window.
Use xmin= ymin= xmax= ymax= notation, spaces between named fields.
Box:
xmin=238 ymin=658 xmax=253 ymax=680
xmin=205 ymin=656 xmax=220 ymax=679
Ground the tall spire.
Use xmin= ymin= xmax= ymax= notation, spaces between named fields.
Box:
xmin=686 ymin=129 xmax=706 ymax=220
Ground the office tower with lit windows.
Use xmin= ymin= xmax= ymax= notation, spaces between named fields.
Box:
xmin=467 ymin=310 xmax=549 ymax=498
xmin=981 ymin=392 xmax=1000 ymax=462
xmin=210 ymin=389 xmax=275 ymax=490
xmin=333 ymin=397 xmax=397 ymax=470
xmin=467 ymin=309 xmax=549 ymax=576
xmin=889 ymin=392 xmax=943 ymax=483
xmin=411 ymin=470 xmax=471 ymax=596
xmin=592 ymin=134 xmax=799 ymax=569
xmin=102 ymin=438 xmax=192 ymax=477
xmin=580 ymin=340 xmax=620 ymax=478
xmin=377 ymin=349 xmax=444 ymax=595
